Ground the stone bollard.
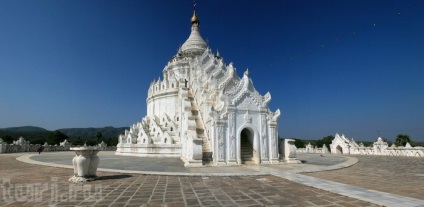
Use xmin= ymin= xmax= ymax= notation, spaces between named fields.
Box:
xmin=69 ymin=146 xmax=101 ymax=183
xmin=283 ymin=139 xmax=302 ymax=164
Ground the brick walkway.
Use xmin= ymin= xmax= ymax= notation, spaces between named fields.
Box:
xmin=0 ymin=154 xmax=379 ymax=207
xmin=304 ymin=155 xmax=424 ymax=200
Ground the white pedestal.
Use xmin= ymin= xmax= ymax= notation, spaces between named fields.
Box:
xmin=69 ymin=147 xmax=101 ymax=183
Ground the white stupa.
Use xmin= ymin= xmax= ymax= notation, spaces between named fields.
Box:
xmin=116 ymin=7 xmax=281 ymax=167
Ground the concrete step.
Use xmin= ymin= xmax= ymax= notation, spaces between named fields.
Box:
xmin=202 ymin=152 xmax=213 ymax=164
xmin=241 ymin=156 xmax=253 ymax=160
xmin=240 ymin=140 xmax=253 ymax=163
xmin=241 ymin=151 xmax=253 ymax=155
xmin=241 ymin=160 xmax=256 ymax=164
xmin=196 ymin=128 xmax=204 ymax=134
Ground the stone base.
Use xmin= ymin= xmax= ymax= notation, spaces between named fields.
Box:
xmin=116 ymin=144 xmax=182 ymax=157
xmin=283 ymin=158 xmax=302 ymax=164
xmin=260 ymin=158 xmax=280 ymax=164
xmin=224 ymin=160 xmax=239 ymax=166
xmin=181 ymin=156 xmax=203 ymax=167
xmin=69 ymin=176 xmax=97 ymax=183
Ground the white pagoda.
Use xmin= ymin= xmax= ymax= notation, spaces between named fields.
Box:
xmin=116 ymin=8 xmax=281 ymax=166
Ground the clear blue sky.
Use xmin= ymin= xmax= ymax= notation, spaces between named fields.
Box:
xmin=1 ymin=0 xmax=423 ymax=142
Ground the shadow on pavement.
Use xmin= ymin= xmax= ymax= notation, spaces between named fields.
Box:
xmin=97 ymin=174 xmax=133 ymax=180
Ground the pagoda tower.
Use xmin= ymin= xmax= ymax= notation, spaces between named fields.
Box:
xmin=116 ymin=6 xmax=281 ymax=166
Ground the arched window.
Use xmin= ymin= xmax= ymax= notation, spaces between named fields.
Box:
xmin=172 ymin=83 xmax=174 ymax=88
xmin=177 ymin=117 xmax=179 ymax=121
xmin=170 ymin=127 xmax=173 ymax=131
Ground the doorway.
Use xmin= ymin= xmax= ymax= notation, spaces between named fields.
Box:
xmin=240 ymin=128 xmax=254 ymax=164
xmin=336 ymin=145 xmax=343 ymax=154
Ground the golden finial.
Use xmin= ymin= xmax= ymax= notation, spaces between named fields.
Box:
xmin=191 ymin=0 xmax=199 ymax=25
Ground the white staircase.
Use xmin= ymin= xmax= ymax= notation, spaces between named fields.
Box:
xmin=188 ymin=90 xmax=213 ymax=164
xmin=241 ymin=138 xmax=254 ymax=164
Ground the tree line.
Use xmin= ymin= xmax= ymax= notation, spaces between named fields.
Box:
xmin=0 ymin=130 xmax=119 ymax=146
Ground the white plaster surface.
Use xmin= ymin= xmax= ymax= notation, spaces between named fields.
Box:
xmin=116 ymin=11 xmax=281 ymax=166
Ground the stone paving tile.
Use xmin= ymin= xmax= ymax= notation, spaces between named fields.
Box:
xmin=0 ymin=154 xmax=381 ymax=207
xmin=304 ymin=155 xmax=424 ymax=200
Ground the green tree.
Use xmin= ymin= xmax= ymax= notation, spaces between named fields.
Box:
xmin=46 ymin=130 xmax=68 ymax=145
xmin=315 ymin=140 xmax=324 ymax=148
xmin=85 ymin=138 xmax=98 ymax=146
xmin=321 ymin=135 xmax=335 ymax=148
xmin=2 ymin=135 xmax=13 ymax=144
xmin=315 ymin=135 xmax=335 ymax=148
xmin=395 ymin=134 xmax=412 ymax=147
xmin=31 ymin=138 xmax=46 ymax=145
xmin=96 ymin=132 xmax=103 ymax=139
xmin=104 ymin=137 xmax=118 ymax=146
xmin=294 ymin=139 xmax=305 ymax=148
xmin=70 ymin=137 xmax=85 ymax=146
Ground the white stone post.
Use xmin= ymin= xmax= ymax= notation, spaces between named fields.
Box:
xmin=216 ymin=121 xmax=226 ymax=165
xmin=227 ymin=111 xmax=237 ymax=164
xmin=268 ymin=121 xmax=279 ymax=163
xmin=260 ymin=114 xmax=269 ymax=163
xmin=283 ymin=139 xmax=301 ymax=164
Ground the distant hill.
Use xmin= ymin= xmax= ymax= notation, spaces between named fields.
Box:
xmin=0 ymin=127 xmax=50 ymax=144
xmin=57 ymin=127 xmax=128 ymax=138
xmin=2 ymin=126 xmax=48 ymax=132
xmin=0 ymin=126 xmax=127 ymax=144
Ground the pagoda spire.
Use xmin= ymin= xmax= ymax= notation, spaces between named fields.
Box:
xmin=191 ymin=0 xmax=199 ymax=26
xmin=181 ymin=0 xmax=207 ymax=55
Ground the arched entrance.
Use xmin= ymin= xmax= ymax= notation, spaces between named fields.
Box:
xmin=240 ymin=128 xmax=254 ymax=164
xmin=376 ymin=146 xmax=381 ymax=154
xmin=336 ymin=145 xmax=343 ymax=154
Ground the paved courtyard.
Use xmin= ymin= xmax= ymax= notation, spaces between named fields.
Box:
xmin=0 ymin=152 xmax=423 ymax=206
xmin=27 ymin=151 xmax=349 ymax=175
xmin=304 ymin=155 xmax=424 ymax=200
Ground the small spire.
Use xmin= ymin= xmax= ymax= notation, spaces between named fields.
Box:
xmin=244 ymin=68 xmax=249 ymax=76
xmin=191 ymin=0 xmax=199 ymax=25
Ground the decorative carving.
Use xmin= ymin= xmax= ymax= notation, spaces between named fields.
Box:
xmin=218 ymin=127 xmax=224 ymax=160
xmin=244 ymin=111 xmax=252 ymax=124
xmin=240 ymin=96 xmax=257 ymax=109
xmin=262 ymin=92 xmax=271 ymax=108
xmin=271 ymin=109 xmax=281 ymax=122
xmin=271 ymin=128 xmax=276 ymax=158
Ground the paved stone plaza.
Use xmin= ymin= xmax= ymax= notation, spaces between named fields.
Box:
xmin=0 ymin=152 xmax=423 ymax=206
xmin=305 ymin=155 xmax=424 ymax=200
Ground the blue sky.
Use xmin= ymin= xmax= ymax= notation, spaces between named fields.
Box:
xmin=0 ymin=0 xmax=423 ymax=142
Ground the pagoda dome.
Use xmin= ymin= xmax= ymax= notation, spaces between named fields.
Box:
xmin=181 ymin=10 xmax=207 ymax=55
